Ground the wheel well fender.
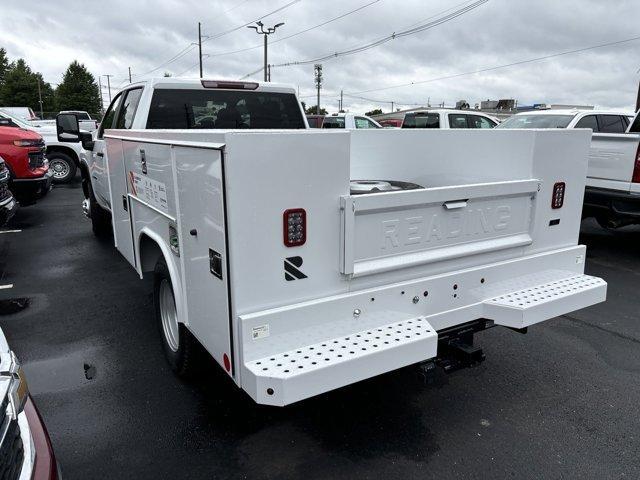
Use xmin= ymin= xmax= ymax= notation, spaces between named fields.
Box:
xmin=137 ymin=229 xmax=186 ymax=324
xmin=46 ymin=145 xmax=80 ymax=165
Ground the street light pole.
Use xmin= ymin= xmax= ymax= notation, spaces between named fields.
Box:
xmin=104 ymin=75 xmax=113 ymax=103
xmin=198 ymin=22 xmax=203 ymax=78
xmin=247 ymin=22 xmax=284 ymax=82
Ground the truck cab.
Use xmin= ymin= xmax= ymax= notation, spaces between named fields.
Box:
xmin=75 ymin=78 xmax=307 ymax=235
xmin=322 ymin=113 xmax=381 ymax=129
xmin=402 ymin=109 xmax=499 ymax=129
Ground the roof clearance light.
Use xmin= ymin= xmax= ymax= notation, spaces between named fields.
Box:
xmin=552 ymin=182 xmax=565 ymax=209
xmin=283 ymin=209 xmax=306 ymax=247
xmin=200 ymin=80 xmax=259 ymax=90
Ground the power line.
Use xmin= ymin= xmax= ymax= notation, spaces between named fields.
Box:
xmin=208 ymin=0 xmax=382 ymax=60
xmin=128 ymin=0 xmax=297 ymax=81
xmin=347 ymin=34 xmax=640 ymax=96
xmin=271 ymin=0 xmax=488 ymax=68
xmin=202 ymin=0 xmax=302 ymax=44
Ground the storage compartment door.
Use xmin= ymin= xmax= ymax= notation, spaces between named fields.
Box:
xmin=341 ymin=179 xmax=539 ymax=277
xmin=106 ymin=138 xmax=136 ymax=267
xmin=174 ymin=146 xmax=233 ymax=373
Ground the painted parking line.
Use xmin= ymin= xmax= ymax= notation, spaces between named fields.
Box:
xmin=0 ymin=284 xmax=13 ymax=290
xmin=0 ymin=230 xmax=21 ymax=234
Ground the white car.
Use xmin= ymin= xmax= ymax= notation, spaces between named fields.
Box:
xmin=402 ymin=109 xmax=499 ymax=129
xmin=497 ymin=109 xmax=639 ymax=228
xmin=322 ymin=113 xmax=381 ymax=129
xmin=0 ymin=109 xmax=85 ymax=183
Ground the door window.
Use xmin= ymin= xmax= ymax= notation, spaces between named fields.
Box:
xmin=355 ymin=117 xmax=379 ymax=129
xmin=97 ymin=93 xmax=124 ymax=139
xmin=467 ymin=115 xmax=496 ymax=128
xmin=403 ymin=113 xmax=439 ymax=128
xmin=574 ymin=115 xmax=598 ymax=131
xmin=597 ymin=115 xmax=625 ymax=133
xmin=448 ymin=113 xmax=468 ymax=129
xmin=115 ymin=88 xmax=143 ymax=129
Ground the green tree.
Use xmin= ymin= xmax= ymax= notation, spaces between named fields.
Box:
xmin=56 ymin=61 xmax=101 ymax=114
xmin=305 ymin=105 xmax=327 ymax=115
xmin=0 ymin=48 xmax=10 ymax=105
xmin=365 ymin=108 xmax=383 ymax=116
xmin=0 ymin=58 xmax=54 ymax=114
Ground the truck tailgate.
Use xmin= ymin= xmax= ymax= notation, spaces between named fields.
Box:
xmin=341 ymin=179 xmax=538 ymax=277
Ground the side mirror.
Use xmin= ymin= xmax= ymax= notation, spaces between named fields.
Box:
xmin=79 ymin=131 xmax=95 ymax=151
xmin=56 ymin=113 xmax=80 ymax=142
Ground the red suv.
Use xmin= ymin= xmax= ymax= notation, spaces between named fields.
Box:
xmin=0 ymin=124 xmax=52 ymax=205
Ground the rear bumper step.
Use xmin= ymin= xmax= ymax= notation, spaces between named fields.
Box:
xmin=243 ymin=316 xmax=438 ymax=406
xmin=242 ymin=273 xmax=606 ymax=406
xmin=483 ymin=274 xmax=606 ymax=328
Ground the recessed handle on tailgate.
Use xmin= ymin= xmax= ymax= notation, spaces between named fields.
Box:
xmin=443 ymin=200 xmax=468 ymax=210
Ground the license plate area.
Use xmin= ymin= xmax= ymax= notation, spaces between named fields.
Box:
xmin=340 ymin=179 xmax=539 ymax=277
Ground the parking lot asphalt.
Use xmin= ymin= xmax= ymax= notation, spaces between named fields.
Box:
xmin=1 ymin=180 xmax=639 ymax=479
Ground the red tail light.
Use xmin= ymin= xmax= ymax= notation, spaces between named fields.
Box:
xmin=552 ymin=182 xmax=565 ymax=209
xmin=283 ymin=209 xmax=306 ymax=247
xmin=632 ymin=143 xmax=640 ymax=183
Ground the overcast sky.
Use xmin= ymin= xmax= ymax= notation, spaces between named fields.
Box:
xmin=1 ymin=0 xmax=639 ymax=113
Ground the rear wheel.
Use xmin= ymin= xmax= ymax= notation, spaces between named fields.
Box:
xmin=48 ymin=152 xmax=77 ymax=184
xmin=154 ymin=257 xmax=197 ymax=377
xmin=88 ymin=183 xmax=112 ymax=238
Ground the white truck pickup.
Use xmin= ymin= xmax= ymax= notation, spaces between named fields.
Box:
xmin=57 ymin=78 xmax=606 ymax=406
xmin=498 ymin=109 xmax=640 ymax=228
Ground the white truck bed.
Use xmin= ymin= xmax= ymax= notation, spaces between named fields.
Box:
xmin=103 ymin=127 xmax=606 ymax=406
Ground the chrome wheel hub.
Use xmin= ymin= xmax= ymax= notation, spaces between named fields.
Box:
xmin=50 ymin=159 xmax=70 ymax=179
xmin=159 ymin=279 xmax=179 ymax=352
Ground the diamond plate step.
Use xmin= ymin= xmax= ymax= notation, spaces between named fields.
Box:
xmin=242 ymin=316 xmax=438 ymax=406
xmin=483 ymin=274 xmax=606 ymax=329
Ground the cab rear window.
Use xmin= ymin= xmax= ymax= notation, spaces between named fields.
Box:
xmin=146 ymin=89 xmax=305 ymax=129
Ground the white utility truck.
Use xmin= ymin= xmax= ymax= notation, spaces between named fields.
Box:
xmin=57 ymin=78 xmax=606 ymax=406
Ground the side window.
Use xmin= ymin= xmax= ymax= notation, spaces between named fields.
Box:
xmin=574 ymin=115 xmax=598 ymax=131
xmin=448 ymin=113 xmax=468 ymax=129
xmin=598 ymin=115 xmax=625 ymax=133
xmin=97 ymin=93 xmax=124 ymax=139
xmin=115 ymin=88 xmax=143 ymax=130
xmin=355 ymin=117 xmax=378 ymax=129
xmin=355 ymin=117 xmax=369 ymax=129
xmin=467 ymin=115 xmax=495 ymax=128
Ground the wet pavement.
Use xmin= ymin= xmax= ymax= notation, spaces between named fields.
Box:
xmin=1 ymin=180 xmax=639 ymax=479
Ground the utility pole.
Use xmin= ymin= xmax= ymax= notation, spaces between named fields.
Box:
xmin=391 ymin=101 xmax=394 ymax=113
xmin=104 ymin=75 xmax=113 ymax=103
xmin=36 ymin=79 xmax=43 ymax=119
xmin=247 ymin=22 xmax=284 ymax=82
xmin=198 ymin=22 xmax=203 ymax=78
xmin=340 ymin=89 xmax=343 ymax=112
xmin=128 ymin=67 xmax=132 ymax=83
xmin=314 ymin=64 xmax=322 ymax=115
xmin=98 ymin=77 xmax=104 ymax=113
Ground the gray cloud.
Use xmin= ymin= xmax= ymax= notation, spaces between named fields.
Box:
xmin=1 ymin=0 xmax=639 ymax=112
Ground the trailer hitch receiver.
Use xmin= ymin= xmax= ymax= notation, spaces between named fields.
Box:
xmin=435 ymin=319 xmax=491 ymax=373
